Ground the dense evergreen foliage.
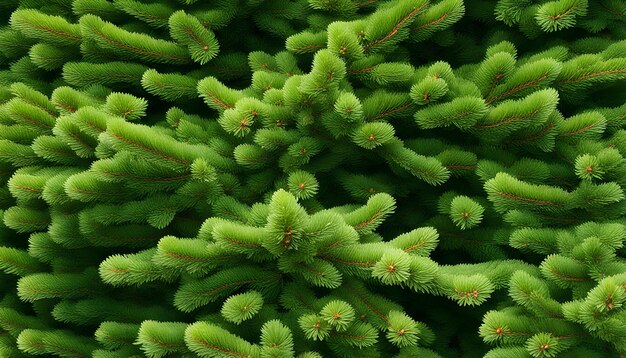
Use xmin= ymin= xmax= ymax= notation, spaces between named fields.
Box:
xmin=0 ymin=0 xmax=625 ymax=357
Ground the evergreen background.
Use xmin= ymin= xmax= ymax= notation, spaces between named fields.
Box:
xmin=0 ymin=0 xmax=624 ymax=357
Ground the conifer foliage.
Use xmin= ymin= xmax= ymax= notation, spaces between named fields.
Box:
xmin=0 ymin=0 xmax=625 ymax=357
